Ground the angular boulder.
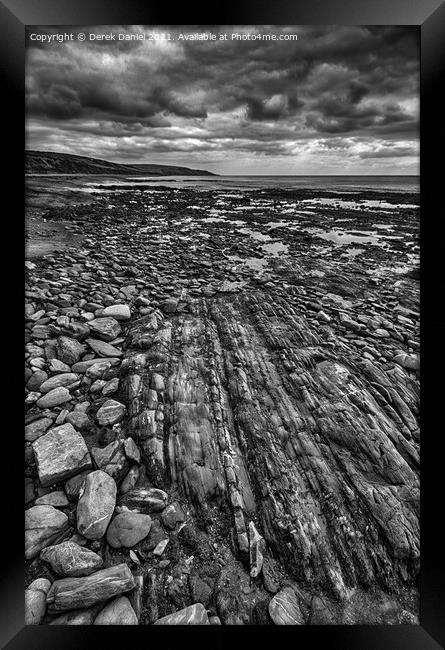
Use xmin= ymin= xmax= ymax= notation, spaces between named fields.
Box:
xmin=268 ymin=587 xmax=305 ymax=625
xmin=32 ymin=423 xmax=92 ymax=487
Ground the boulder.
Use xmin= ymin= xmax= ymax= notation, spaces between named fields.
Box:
xmin=46 ymin=563 xmax=135 ymax=611
xmin=25 ymin=505 xmax=68 ymax=559
xmin=268 ymin=587 xmax=304 ymax=625
xmin=106 ymin=512 xmax=152 ymax=548
xmin=32 ymin=423 xmax=92 ymax=487
xmin=25 ymin=578 xmax=52 ymax=625
xmin=77 ymin=470 xmax=117 ymax=539
xmin=94 ymin=596 xmax=138 ymax=624
xmin=41 ymin=541 xmax=103 ymax=577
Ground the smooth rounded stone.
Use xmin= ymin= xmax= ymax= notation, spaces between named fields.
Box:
xmin=85 ymin=338 xmax=122 ymax=358
xmin=36 ymin=387 xmax=72 ymax=409
xmin=96 ymin=399 xmax=126 ymax=426
xmin=120 ymin=487 xmax=168 ymax=513
xmin=119 ymin=466 xmax=140 ymax=495
xmin=25 ymin=417 xmax=53 ymax=443
xmin=25 ymin=505 xmax=68 ymax=559
xmin=48 ymin=359 xmax=71 ymax=373
xmin=106 ymin=512 xmax=152 ymax=548
xmin=35 ymin=491 xmax=69 ymax=507
xmin=123 ymin=438 xmax=140 ymax=464
xmin=46 ymin=563 xmax=135 ymax=611
xmin=154 ymin=603 xmax=209 ymax=625
xmin=32 ymin=423 xmax=92 ymax=487
xmin=93 ymin=596 xmax=138 ymax=625
xmin=90 ymin=379 xmax=107 ymax=394
xmin=102 ymin=377 xmax=119 ymax=396
xmin=25 ymin=578 xmax=51 ymax=625
xmin=65 ymin=471 xmax=91 ymax=500
xmin=88 ymin=317 xmax=121 ymax=342
xmin=209 ymin=615 xmax=222 ymax=625
xmin=393 ymin=353 xmax=420 ymax=370
xmin=102 ymin=304 xmax=131 ymax=321
xmin=91 ymin=441 xmax=129 ymax=481
xmin=39 ymin=373 xmax=79 ymax=394
xmin=268 ymin=587 xmax=305 ymax=625
xmin=54 ymin=409 xmax=68 ymax=425
xmin=27 ymin=370 xmax=49 ymax=392
xmin=72 ymin=357 xmax=120 ymax=373
xmin=161 ymin=502 xmax=185 ymax=530
xmin=65 ymin=410 xmax=92 ymax=433
xmin=56 ymin=336 xmax=85 ymax=365
xmin=77 ymin=470 xmax=117 ymax=539
xmin=40 ymin=541 xmax=103 ymax=577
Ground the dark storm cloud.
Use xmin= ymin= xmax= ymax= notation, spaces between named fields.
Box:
xmin=25 ymin=25 xmax=419 ymax=173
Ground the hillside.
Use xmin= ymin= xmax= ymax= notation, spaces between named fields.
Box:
xmin=25 ymin=150 xmax=216 ymax=176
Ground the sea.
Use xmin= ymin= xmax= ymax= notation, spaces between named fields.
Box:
xmin=77 ymin=174 xmax=419 ymax=193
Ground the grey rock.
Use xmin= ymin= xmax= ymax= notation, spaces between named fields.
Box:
xmin=85 ymin=338 xmax=122 ymax=358
xmin=32 ymin=423 xmax=92 ymax=487
xmin=102 ymin=304 xmax=131 ymax=321
xmin=96 ymin=399 xmax=126 ymax=426
xmin=25 ymin=417 xmax=53 ymax=443
xmin=268 ymin=587 xmax=304 ymax=625
xmin=46 ymin=563 xmax=135 ymax=611
xmin=36 ymin=387 xmax=72 ymax=409
xmin=161 ymin=502 xmax=185 ymax=530
xmin=77 ymin=470 xmax=117 ymax=539
xmin=106 ymin=512 xmax=152 ymax=548
xmin=35 ymin=491 xmax=69 ymax=507
xmin=120 ymin=487 xmax=168 ymax=513
xmin=88 ymin=317 xmax=121 ymax=342
xmin=94 ymin=596 xmax=138 ymax=625
xmin=41 ymin=541 xmax=103 ymax=577
xmin=154 ymin=603 xmax=209 ymax=625
xmin=91 ymin=441 xmax=129 ymax=481
xmin=56 ymin=336 xmax=85 ymax=365
xmin=25 ymin=578 xmax=51 ymax=625
xmin=25 ymin=505 xmax=68 ymax=559
xmin=39 ymin=373 xmax=79 ymax=394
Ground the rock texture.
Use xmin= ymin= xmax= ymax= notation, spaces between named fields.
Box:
xmin=25 ymin=181 xmax=419 ymax=626
xmin=76 ymin=470 xmax=116 ymax=539
xmin=46 ymin=563 xmax=135 ymax=611
xmin=32 ymin=423 xmax=92 ymax=486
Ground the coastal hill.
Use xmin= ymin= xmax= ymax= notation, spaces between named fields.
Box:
xmin=26 ymin=150 xmax=216 ymax=176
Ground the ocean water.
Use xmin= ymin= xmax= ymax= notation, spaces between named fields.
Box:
xmin=84 ymin=175 xmax=420 ymax=193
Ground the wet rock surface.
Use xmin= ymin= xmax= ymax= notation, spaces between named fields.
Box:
xmin=25 ymin=181 xmax=419 ymax=625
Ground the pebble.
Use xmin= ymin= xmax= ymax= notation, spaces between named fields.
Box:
xmin=77 ymin=470 xmax=117 ymax=539
xmin=106 ymin=512 xmax=152 ymax=548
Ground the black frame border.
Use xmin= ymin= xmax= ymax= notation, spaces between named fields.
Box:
xmin=2 ymin=0 xmax=444 ymax=648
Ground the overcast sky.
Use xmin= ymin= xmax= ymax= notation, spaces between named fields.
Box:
xmin=26 ymin=25 xmax=419 ymax=175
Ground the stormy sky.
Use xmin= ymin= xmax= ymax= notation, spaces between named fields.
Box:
xmin=25 ymin=25 xmax=419 ymax=175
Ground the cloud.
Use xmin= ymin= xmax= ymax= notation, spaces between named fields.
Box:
xmin=25 ymin=25 xmax=419 ymax=173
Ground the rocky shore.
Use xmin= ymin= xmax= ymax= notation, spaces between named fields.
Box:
xmin=25 ymin=181 xmax=419 ymax=625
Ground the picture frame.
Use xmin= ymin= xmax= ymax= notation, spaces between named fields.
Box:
xmin=3 ymin=0 xmax=444 ymax=647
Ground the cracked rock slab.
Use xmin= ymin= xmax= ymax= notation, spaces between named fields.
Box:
xmin=32 ymin=423 xmax=92 ymax=487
